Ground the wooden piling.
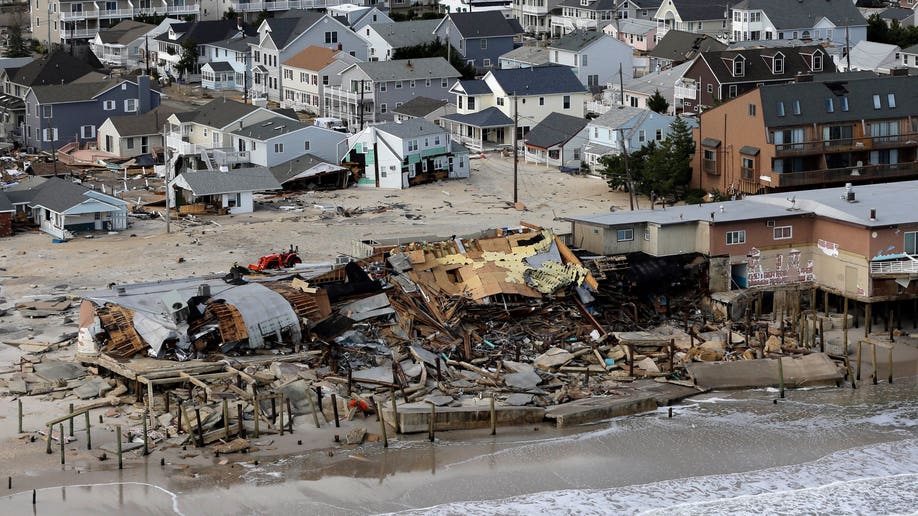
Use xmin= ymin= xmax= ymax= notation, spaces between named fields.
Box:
xmin=253 ymin=396 xmax=260 ymax=438
xmin=59 ymin=424 xmax=65 ymax=465
xmin=17 ymin=399 xmax=22 ymax=434
xmin=824 ymin=290 xmax=829 ymax=318
xmin=279 ymin=394 xmax=285 ymax=436
xmin=427 ymin=401 xmax=436 ymax=442
xmin=84 ymin=410 xmax=91 ymax=450
xmin=116 ymin=424 xmax=123 ymax=470
xmin=856 ymin=341 xmax=863 ymax=380
xmin=872 ymin=343 xmax=878 ymax=385
xmin=376 ymin=401 xmax=388 ymax=448
xmin=489 ymin=396 xmax=496 ymax=436
xmin=237 ymin=403 xmax=245 ymax=438
xmin=843 ymin=297 xmax=849 ymax=353
xmin=388 ymin=389 xmax=399 ymax=434
xmin=331 ymin=393 xmax=340 ymax=428
xmin=195 ymin=409 xmax=204 ymax=447
xmin=865 ymin=303 xmax=872 ymax=336
xmin=819 ymin=318 xmax=825 ymax=353
xmin=777 ymin=357 xmax=785 ymax=399
xmin=45 ymin=424 xmax=52 ymax=454
xmin=142 ymin=410 xmax=149 ymax=456
xmin=307 ymin=390 xmax=320 ymax=429
xmin=846 ymin=353 xmax=856 ymax=389
xmin=223 ymin=398 xmax=230 ymax=440
xmin=286 ymin=397 xmax=294 ymax=433
xmin=669 ymin=339 xmax=675 ymax=372
xmin=68 ymin=403 xmax=74 ymax=437
xmin=888 ymin=346 xmax=894 ymax=384
xmin=889 ymin=309 xmax=895 ymax=343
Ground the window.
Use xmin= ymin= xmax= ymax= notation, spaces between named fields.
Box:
xmin=772 ymin=226 xmax=792 ymax=240
xmin=323 ymin=75 xmax=329 ymax=86
xmin=42 ymin=128 xmax=58 ymax=141
xmin=728 ymin=85 xmax=738 ymax=98
xmin=395 ymin=80 xmax=402 ymax=89
xmin=380 ymin=82 xmax=387 ymax=92
xmin=274 ymin=143 xmax=283 ymax=153
xmin=733 ymin=58 xmax=744 ymax=76
xmin=793 ymin=100 xmax=801 ymax=115
xmin=380 ymin=103 xmax=387 ymax=113
xmin=840 ymin=97 xmax=849 ymax=112
xmin=434 ymin=135 xmax=441 ymax=146
xmin=888 ymin=93 xmax=896 ymax=108
xmin=325 ymin=31 xmax=338 ymax=43
xmin=774 ymin=56 xmax=784 ymax=74
xmin=283 ymin=69 xmax=293 ymax=80
xmin=825 ymin=98 xmax=834 ymax=113
xmin=441 ymin=78 xmax=448 ymax=88
xmin=905 ymin=231 xmax=918 ymax=255
xmin=80 ymin=125 xmax=94 ymax=139
xmin=563 ymin=95 xmax=570 ymax=109
xmin=638 ymin=130 xmax=645 ymax=143
xmin=707 ymin=84 xmax=713 ymax=93
xmin=777 ymin=101 xmax=785 ymax=117
xmin=103 ymin=100 xmax=116 ymax=111
xmin=482 ymin=59 xmax=491 ymax=67
xmin=425 ymin=79 xmax=431 ymax=87
xmin=304 ymin=140 xmax=310 ymax=151
xmin=873 ymin=94 xmax=881 ymax=109
xmin=812 ymin=53 xmax=822 ymax=71
xmin=655 ymin=129 xmax=663 ymax=141
xmin=409 ymin=80 xmax=415 ymax=88
xmin=42 ymin=105 xmax=52 ymax=118
xmin=124 ymin=99 xmax=137 ymax=112
xmin=480 ymin=39 xmax=487 ymax=49
xmin=726 ymin=230 xmax=746 ymax=245
xmin=616 ymin=228 xmax=634 ymax=242
xmin=125 ymin=137 xmax=134 ymax=149
xmin=407 ymin=139 xmax=418 ymax=151
xmin=581 ymin=54 xmax=587 ymax=66
xmin=468 ymin=96 xmax=475 ymax=110
xmin=496 ymin=97 xmax=504 ymax=106
xmin=748 ymin=104 xmax=756 ymax=116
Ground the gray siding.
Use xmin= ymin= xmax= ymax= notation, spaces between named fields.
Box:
xmin=376 ymin=77 xmax=458 ymax=119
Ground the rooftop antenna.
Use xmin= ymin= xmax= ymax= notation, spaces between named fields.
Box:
xmin=786 ymin=196 xmax=796 ymax=210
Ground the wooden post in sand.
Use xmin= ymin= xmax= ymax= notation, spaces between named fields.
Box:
xmin=490 ymin=396 xmax=497 ymax=436
xmin=888 ymin=346 xmax=894 ymax=384
xmin=376 ymin=401 xmax=388 ymax=448
xmin=856 ymin=341 xmax=863 ymax=381
xmin=777 ymin=357 xmax=785 ymax=399
xmin=116 ymin=424 xmax=123 ymax=470
xmin=872 ymin=343 xmax=878 ymax=385
xmin=84 ymin=410 xmax=92 ymax=450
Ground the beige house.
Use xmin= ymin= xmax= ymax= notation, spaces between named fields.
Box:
xmin=280 ymin=46 xmax=359 ymax=115
xmin=97 ymin=106 xmax=186 ymax=159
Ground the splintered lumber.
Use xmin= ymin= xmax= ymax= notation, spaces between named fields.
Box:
xmin=179 ymin=372 xmax=215 ymax=396
xmin=554 ymin=236 xmax=599 ymax=291
xmin=96 ymin=304 xmax=146 ymax=359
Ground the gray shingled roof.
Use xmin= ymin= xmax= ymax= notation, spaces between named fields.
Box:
xmin=353 ymin=58 xmax=460 ymax=81
xmin=487 ymin=65 xmax=588 ymax=96
xmin=27 ymin=177 xmax=124 ymax=213
xmin=270 ymin=154 xmax=339 ymax=185
xmin=648 ymin=30 xmax=726 ymax=62
xmin=176 ymin=98 xmax=263 ymax=129
xmin=759 ymin=74 xmax=918 ymax=128
xmin=391 ymin=96 xmax=449 ymax=117
xmin=590 ymin=105 xmax=648 ymax=131
xmin=263 ymin=11 xmax=326 ymax=49
xmin=175 ymin=167 xmax=282 ymax=195
xmin=374 ymin=118 xmax=444 ymax=139
xmin=558 ymin=0 xmax=617 ymax=11
xmin=700 ymin=46 xmax=834 ymax=85
xmin=108 ymin=105 xmax=187 ymax=137
xmin=550 ymin=30 xmax=606 ymax=52
xmin=667 ymin=0 xmax=736 ymax=22
xmin=499 ymin=45 xmax=550 ymax=66
xmin=454 ymin=79 xmax=492 ymax=95
xmin=11 ymin=50 xmax=99 ymax=87
xmin=442 ymin=107 xmax=513 ymax=128
xmin=445 ymin=11 xmax=524 ymax=39
xmin=732 ymin=0 xmax=866 ymax=30
xmin=368 ymin=20 xmax=440 ymax=49
xmin=231 ymin=116 xmax=310 ymax=140
xmin=0 ymin=192 xmax=12 ymax=212
xmin=98 ymin=20 xmax=156 ymax=45
xmin=525 ymin=112 xmax=588 ymax=149
xmin=204 ymin=61 xmax=235 ymax=72
xmin=30 ymin=80 xmax=123 ymax=104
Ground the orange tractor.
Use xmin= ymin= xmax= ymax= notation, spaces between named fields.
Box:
xmin=248 ymin=245 xmax=303 ymax=271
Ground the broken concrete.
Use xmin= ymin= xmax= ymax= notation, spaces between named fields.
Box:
xmin=686 ymin=353 xmax=843 ymax=390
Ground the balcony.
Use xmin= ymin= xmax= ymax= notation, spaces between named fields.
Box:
xmin=774 ymin=132 xmax=918 ymax=157
xmin=740 ymin=166 xmax=754 ymax=180
xmin=703 ymin=159 xmax=719 ymax=175
xmin=674 ymin=83 xmax=697 ymax=100
xmin=61 ymin=10 xmax=96 ymax=21
xmin=62 ymin=28 xmax=99 ymax=39
xmin=60 ymin=3 xmax=199 ymax=20
xmin=228 ymin=0 xmax=341 ymax=11
xmin=517 ymin=1 xmax=551 ymax=16
xmin=772 ymin=161 xmax=918 ymax=189
xmin=98 ymin=8 xmax=136 ymax=19
xmin=324 ymin=85 xmax=375 ymax=104
xmin=166 ymin=134 xmax=196 ymax=156
xmin=870 ymin=258 xmax=918 ymax=277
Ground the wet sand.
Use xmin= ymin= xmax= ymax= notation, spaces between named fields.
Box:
xmin=2 ymin=378 xmax=916 ymax=515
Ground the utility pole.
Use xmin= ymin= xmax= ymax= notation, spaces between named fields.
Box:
xmin=145 ymin=35 xmax=150 ymax=75
xmin=163 ymin=123 xmax=170 ymax=234
xmin=359 ymin=79 xmax=365 ymax=131
xmin=618 ymin=63 xmax=625 ymax=106
xmin=512 ymin=92 xmax=518 ymax=204
xmin=617 ymin=128 xmax=636 ymax=210
xmin=845 ymin=19 xmax=850 ymax=71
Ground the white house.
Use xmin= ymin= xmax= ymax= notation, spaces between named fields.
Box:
xmin=200 ymin=35 xmax=258 ymax=92
xmin=280 ymin=46 xmax=359 ymax=114
xmin=440 ymin=0 xmax=512 ymax=15
xmin=839 ymin=41 xmax=901 ymax=74
xmin=442 ymin=65 xmax=589 ymax=151
xmin=729 ymin=0 xmax=867 ymax=46
xmin=90 ymin=19 xmax=179 ymax=70
xmin=363 ymin=19 xmax=441 ymax=62
xmin=342 ymin=118 xmax=470 ymax=189
xmin=250 ymin=11 xmax=370 ymax=103
xmin=169 ymin=167 xmax=282 ymax=215
xmin=523 ymin=112 xmax=589 ymax=169
xmin=582 ymin=106 xmax=694 ymax=171
xmin=327 ymin=4 xmax=394 ymax=31
xmin=230 ymin=117 xmax=350 ymax=168
xmin=548 ymin=30 xmax=634 ymax=90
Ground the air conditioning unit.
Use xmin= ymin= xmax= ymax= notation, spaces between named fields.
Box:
xmin=766 ymin=220 xmax=776 ymax=227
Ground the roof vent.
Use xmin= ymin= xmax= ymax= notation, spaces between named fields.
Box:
xmin=869 ymin=208 xmax=877 ymax=221
xmin=843 ymin=182 xmax=856 ymax=202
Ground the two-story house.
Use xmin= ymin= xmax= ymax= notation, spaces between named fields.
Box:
xmin=2 ymin=50 xmax=103 ymax=101
xmin=199 ymin=34 xmax=259 ymax=92
xmin=548 ymin=30 xmax=634 ymax=90
xmin=342 ymin=118 xmax=470 ymax=189
xmin=440 ymin=0 xmax=513 ymax=15
xmin=582 ymin=105 xmax=692 ymax=171
xmin=680 ymin=45 xmax=834 ymax=112
xmin=324 ymin=57 xmax=460 ymax=130
xmin=23 ymin=75 xmax=161 ymax=151
xmin=899 ymin=43 xmax=918 ymax=69
xmin=363 ymin=19 xmax=441 ymax=61
xmin=230 ymin=116 xmax=349 ymax=167
xmin=729 ymin=0 xmax=866 ymax=45
xmin=841 ymin=41 xmax=901 ymax=74
xmin=691 ymin=74 xmax=918 ymax=195
xmin=442 ymin=65 xmax=589 ymax=151
xmin=550 ymin=0 xmax=618 ymax=36
xmin=616 ymin=59 xmax=693 ymax=113
xmin=523 ymin=112 xmax=589 ymax=169
xmin=653 ymin=0 xmax=734 ymax=40
xmin=498 ymin=45 xmax=550 ymax=68
xmin=250 ymin=11 xmax=369 ymax=103
xmin=96 ymin=105 xmax=186 ymax=158
xmin=327 ymin=3 xmax=393 ymax=31
xmin=31 ymin=0 xmax=199 ymax=46
xmin=512 ymin=0 xmax=563 ymax=35
xmin=280 ymin=46 xmax=359 ymax=115
xmin=154 ymin=19 xmax=256 ymax=82
xmin=90 ymin=19 xmax=179 ymax=70
xmin=164 ymin=98 xmax=293 ymax=173
xmin=433 ymin=11 xmax=524 ymax=72
xmin=604 ymin=18 xmax=658 ymax=52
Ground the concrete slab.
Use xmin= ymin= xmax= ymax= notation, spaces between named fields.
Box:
xmin=505 ymin=370 xmax=541 ymax=389
xmin=686 ymin=353 xmax=843 ymax=390
xmin=385 ymin=402 xmax=545 ymax=434
xmin=33 ymin=360 xmax=86 ymax=382
xmin=73 ymin=377 xmax=113 ymax=399
xmin=544 ymin=394 xmax=658 ymax=427
xmin=504 ymin=393 xmax=534 ymax=406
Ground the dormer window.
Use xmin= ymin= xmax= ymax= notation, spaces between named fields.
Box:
xmin=777 ymin=101 xmax=785 ymax=116
xmin=825 ymin=98 xmax=834 ymax=113
xmin=840 ymin=96 xmax=849 ymax=111
xmin=773 ymin=53 xmax=784 ymax=74
xmin=733 ymin=56 xmax=745 ymax=77
xmin=793 ymin=99 xmax=801 ymax=115
xmin=580 ymin=0 xmax=588 ymax=5
xmin=812 ymin=52 xmax=823 ymax=71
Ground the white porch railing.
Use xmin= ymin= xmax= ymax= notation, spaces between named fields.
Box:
xmin=586 ymin=100 xmax=613 ymax=114
xmin=674 ymin=84 xmax=696 ymax=100
xmin=63 ymin=28 xmax=99 ymax=39
xmin=166 ymin=134 xmax=196 ymax=155
xmin=870 ymin=259 xmax=918 ymax=275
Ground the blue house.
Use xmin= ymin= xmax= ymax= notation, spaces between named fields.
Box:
xmin=22 ymin=76 xmax=161 ymax=152
xmin=434 ymin=12 xmax=524 ymax=72
xmin=582 ymin=106 xmax=697 ymax=172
